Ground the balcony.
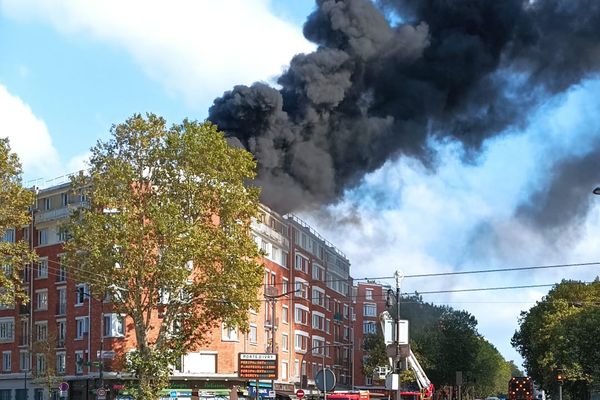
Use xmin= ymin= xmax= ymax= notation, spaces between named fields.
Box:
xmin=35 ymin=206 xmax=71 ymax=224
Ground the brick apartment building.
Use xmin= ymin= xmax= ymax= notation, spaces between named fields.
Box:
xmin=0 ymin=179 xmax=387 ymax=400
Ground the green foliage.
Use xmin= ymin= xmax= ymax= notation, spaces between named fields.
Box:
xmin=512 ymin=279 xmax=600 ymax=399
xmin=361 ymin=332 xmax=388 ymax=380
xmin=63 ymin=114 xmax=264 ymax=398
xmin=361 ymin=294 xmax=513 ymax=397
xmin=0 ymin=138 xmax=36 ymax=305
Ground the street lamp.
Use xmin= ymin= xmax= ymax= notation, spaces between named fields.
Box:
xmin=80 ymin=290 xmax=105 ymax=392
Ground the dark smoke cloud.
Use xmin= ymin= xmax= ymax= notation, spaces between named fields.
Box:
xmin=517 ymin=144 xmax=600 ymax=235
xmin=209 ymin=0 xmax=600 ymax=212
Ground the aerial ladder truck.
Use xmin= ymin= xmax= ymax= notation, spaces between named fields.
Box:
xmin=398 ymin=349 xmax=434 ymax=400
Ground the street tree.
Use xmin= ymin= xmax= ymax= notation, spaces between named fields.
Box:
xmin=0 ymin=137 xmax=36 ymax=304
xmin=512 ymin=279 xmax=600 ymax=399
xmin=361 ymin=331 xmax=388 ymax=382
xmin=63 ymin=114 xmax=264 ymax=399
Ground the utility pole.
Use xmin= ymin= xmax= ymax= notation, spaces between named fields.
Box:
xmin=394 ymin=271 xmax=403 ymax=400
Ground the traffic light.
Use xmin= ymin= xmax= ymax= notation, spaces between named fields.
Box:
xmin=556 ymin=369 xmax=564 ymax=384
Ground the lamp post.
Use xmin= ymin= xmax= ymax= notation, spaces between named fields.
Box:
xmin=81 ymin=290 xmax=105 ymax=393
xmin=264 ymin=289 xmax=299 ymax=398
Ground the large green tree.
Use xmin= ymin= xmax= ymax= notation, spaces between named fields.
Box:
xmin=63 ymin=114 xmax=264 ymax=399
xmin=0 ymin=137 xmax=35 ymax=304
xmin=512 ymin=279 xmax=600 ymax=399
xmin=362 ymin=294 xmax=513 ymax=397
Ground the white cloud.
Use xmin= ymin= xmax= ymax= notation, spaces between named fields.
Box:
xmin=1 ymin=0 xmax=315 ymax=106
xmin=0 ymin=84 xmax=61 ymax=181
xmin=0 ymin=84 xmax=89 ymax=184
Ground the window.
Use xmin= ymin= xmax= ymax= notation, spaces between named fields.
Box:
xmin=363 ymin=322 xmax=376 ymax=334
xmin=294 ymin=305 xmax=309 ymax=325
xmin=19 ymin=320 xmax=29 ymax=346
xmin=75 ymin=284 xmax=88 ymax=306
xmin=34 ymin=389 xmax=43 ymax=400
xmin=363 ymin=303 xmax=377 ymax=317
xmin=0 ymin=390 xmax=10 ymax=400
xmin=281 ymin=333 xmax=288 ymax=352
xmin=248 ymin=325 xmax=257 ymax=344
xmin=56 ymin=320 xmax=66 ymax=348
xmin=294 ymin=333 xmax=309 ymax=352
xmin=61 ymin=192 xmax=69 ymax=206
xmin=312 ymin=264 xmax=323 ymax=281
xmin=38 ymin=229 xmax=48 ymax=246
xmin=312 ymin=313 xmax=324 ymax=331
xmin=2 ymin=351 xmax=11 ymax=372
xmin=294 ymin=279 xmax=308 ymax=300
xmin=56 ymin=287 xmax=67 ymax=315
xmin=282 ymin=278 xmax=289 ymax=294
xmin=37 ymin=258 xmax=48 ymax=279
xmin=35 ymin=321 xmax=48 ymax=342
xmin=281 ymin=361 xmax=288 ymax=379
xmin=221 ymin=324 xmax=238 ymax=342
xmin=0 ymin=318 xmax=14 ymax=342
xmin=43 ymin=197 xmax=51 ymax=210
xmin=281 ymin=251 xmax=288 ymax=268
xmin=2 ymin=229 xmax=15 ymax=243
xmin=282 ymin=305 xmax=289 ymax=324
xmin=35 ymin=289 xmax=48 ymax=310
xmin=19 ymin=350 xmax=30 ymax=371
xmin=75 ymin=351 xmax=85 ymax=374
xmin=312 ymin=337 xmax=325 ymax=355
xmin=103 ymin=314 xmax=125 ymax=337
xmin=365 ymin=288 xmax=374 ymax=300
xmin=56 ymin=352 xmax=66 ymax=374
xmin=365 ymin=376 xmax=373 ymax=385
xmin=56 ymin=259 xmax=67 ymax=282
xmin=312 ymin=287 xmax=325 ymax=307
xmin=36 ymin=353 xmax=46 ymax=374
xmin=22 ymin=226 xmax=30 ymax=242
xmin=75 ymin=317 xmax=89 ymax=339
xmin=294 ymin=254 xmax=308 ymax=274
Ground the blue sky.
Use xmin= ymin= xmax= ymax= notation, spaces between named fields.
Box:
xmin=3 ymin=0 xmax=600 ymax=370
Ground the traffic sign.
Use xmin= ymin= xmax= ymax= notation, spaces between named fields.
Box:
xmin=59 ymin=382 xmax=69 ymax=392
xmin=97 ymin=388 xmax=107 ymax=400
xmin=296 ymin=389 xmax=305 ymax=399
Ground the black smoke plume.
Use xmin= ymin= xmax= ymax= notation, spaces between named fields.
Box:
xmin=209 ymin=0 xmax=600 ymax=213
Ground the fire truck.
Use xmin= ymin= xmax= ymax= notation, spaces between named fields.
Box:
xmin=398 ymin=350 xmax=435 ymax=400
xmin=508 ymin=376 xmax=534 ymax=400
xmin=327 ymin=391 xmax=371 ymax=400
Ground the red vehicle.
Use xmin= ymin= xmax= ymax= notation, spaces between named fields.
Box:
xmin=327 ymin=391 xmax=371 ymax=400
xmin=392 ymin=350 xmax=434 ymax=400
xmin=508 ymin=376 xmax=534 ymax=400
